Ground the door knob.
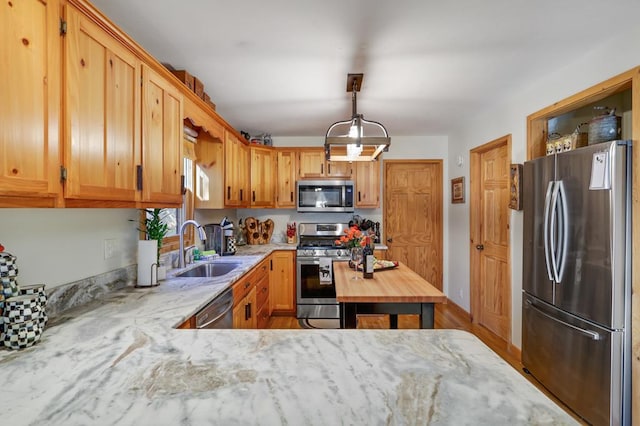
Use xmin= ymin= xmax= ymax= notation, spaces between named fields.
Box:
xmin=476 ymin=244 xmax=484 ymax=250
xmin=387 ymin=237 xmax=393 ymax=243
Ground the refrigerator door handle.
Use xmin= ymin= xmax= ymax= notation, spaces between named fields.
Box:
xmin=526 ymin=300 xmax=601 ymax=340
xmin=543 ymin=181 xmax=555 ymax=281
xmin=556 ymin=181 xmax=569 ymax=282
xmin=549 ymin=181 xmax=561 ymax=282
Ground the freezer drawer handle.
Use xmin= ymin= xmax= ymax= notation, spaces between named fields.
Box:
xmin=526 ymin=300 xmax=601 ymax=341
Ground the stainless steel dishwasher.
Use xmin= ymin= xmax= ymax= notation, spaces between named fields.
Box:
xmin=195 ymin=287 xmax=233 ymax=329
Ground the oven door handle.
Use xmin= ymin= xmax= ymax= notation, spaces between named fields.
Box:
xmin=298 ymin=258 xmax=321 ymax=265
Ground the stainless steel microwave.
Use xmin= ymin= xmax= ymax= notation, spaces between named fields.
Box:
xmin=297 ymin=180 xmax=354 ymax=213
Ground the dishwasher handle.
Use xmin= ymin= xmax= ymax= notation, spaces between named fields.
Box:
xmin=198 ymin=302 xmax=233 ymax=329
xmin=196 ymin=288 xmax=233 ymax=329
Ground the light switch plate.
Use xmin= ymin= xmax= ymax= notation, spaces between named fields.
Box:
xmin=104 ymin=239 xmax=117 ymax=260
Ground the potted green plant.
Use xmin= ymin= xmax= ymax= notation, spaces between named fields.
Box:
xmin=141 ymin=209 xmax=169 ymax=265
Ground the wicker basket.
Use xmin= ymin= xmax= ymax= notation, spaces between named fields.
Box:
xmin=546 ymin=124 xmax=588 ymax=156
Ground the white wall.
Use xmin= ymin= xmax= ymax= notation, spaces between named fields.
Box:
xmin=0 ymin=209 xmax=139 ymax=289
xmin=446 ymin=24 xmax=640 ymax=348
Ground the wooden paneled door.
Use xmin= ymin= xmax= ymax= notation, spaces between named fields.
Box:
xmin=470 ymin=135 xmax=511 ymax=343
xmin=250 ymin=145 xmax=276 ymax=207
xmin=384 ymin=160 xmax=443 ymax=290
xmin=0 ymin=0 xmax=61 ymax=204
xmin=141 ymin=64 xmax=183 ymax=204
xmin=64 ymin=4 xmax=141 ymax=202
xmin=275 ymin=150 xmax=297 ymax=208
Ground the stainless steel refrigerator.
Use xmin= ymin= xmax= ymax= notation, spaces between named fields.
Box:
xmin=522 ymin=140 xmax=631 ymax=426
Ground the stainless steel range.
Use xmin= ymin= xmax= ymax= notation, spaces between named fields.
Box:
xmin=296 ymin=223 xmax=351 ymax=327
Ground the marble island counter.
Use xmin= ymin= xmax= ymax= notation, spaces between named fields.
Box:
xmin=0 ymin=246 xmax=577 ymax=425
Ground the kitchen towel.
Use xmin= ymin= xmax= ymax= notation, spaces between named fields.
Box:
xmin=319 ymin=258 xmax=332 ymax=285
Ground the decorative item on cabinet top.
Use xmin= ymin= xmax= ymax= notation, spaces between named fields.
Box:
xmin=588 ymin=106 xmax=621 ymax=145
xmin=244 ymin=217 xmax=274 ymax=244
xmin=546 ymin=123 xmax=588 ymax=156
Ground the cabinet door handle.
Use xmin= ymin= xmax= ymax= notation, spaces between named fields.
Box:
xmin=328 ymin=163 xmax=331 ymax=174
xmin=290 ymin=191 xmax=293 ymax=202
xmin=270 ymin=259 xmax=273 ymax=270
xmin=136 ymin=165 xmax=143 ymax=190
xmin=247 ymin=303 xmax=252 ymax=319
xmin=321 ymin=164 xmax=324 ymax=174
xmin=244 ymin=303 xmax=250 ymax=321
xmin=244 ymin=281 xmax=251 ymax=289
xmin=252 ymin=191 xmax=256 ymax=202
xmin=358 ymin=191 xmax=361 ymax=202
xmin=240 ymin=189 xmax=243 ymax=201
xmin=476 ymin=244 xmax=484 ymax=251
xmin=227 ymin=186 xmax=231 ymax=200
xmin=262 ymin=286 xmax=267 ymax=293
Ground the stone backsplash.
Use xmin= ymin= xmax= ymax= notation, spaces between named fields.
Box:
xmin=46 ymin=265 xmax=136 ymax=319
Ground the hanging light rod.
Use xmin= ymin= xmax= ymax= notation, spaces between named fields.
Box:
xmin=324 ymin=73 xmax=390 ymax=162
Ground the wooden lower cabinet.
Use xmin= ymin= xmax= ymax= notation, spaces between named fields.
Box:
xmin=177 ymin=316 xmax=196 ymax=329
xmin=233 ymin=286 xmax=256 ymax=329
xmin=269 ymin=251 xmax=296 ymax=315
xmin=255 ymin=272 xmax=270 ymax=329
xmin=232 ymin=258 xmax=269 ymax=329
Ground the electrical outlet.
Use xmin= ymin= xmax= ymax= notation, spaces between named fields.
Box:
xmin=104 ymin=239 xmax=117 ymax=260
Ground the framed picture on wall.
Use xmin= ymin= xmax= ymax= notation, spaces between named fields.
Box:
xmin=451 ymin=177 xmax=465 ymax=204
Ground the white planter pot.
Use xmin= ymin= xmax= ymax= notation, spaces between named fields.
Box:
xmin=137 ymin=240 xmax=158 ymax=287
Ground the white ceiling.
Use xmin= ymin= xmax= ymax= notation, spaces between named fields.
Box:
xmin=90 ymin=0 xmax=639 ymax=138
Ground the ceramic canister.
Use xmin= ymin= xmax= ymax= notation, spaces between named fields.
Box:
xmin=19 ymin=285 xmax=48 ymax=329
xmin=0 ymin=253 xmax=19 ymax=306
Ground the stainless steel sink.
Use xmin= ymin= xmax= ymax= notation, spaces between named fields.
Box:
xmin=175 ymin=262 xmax=242 ymax=278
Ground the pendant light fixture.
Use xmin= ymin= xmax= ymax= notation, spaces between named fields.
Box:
xmin=324 ymin=73 xmax=390 ymax=162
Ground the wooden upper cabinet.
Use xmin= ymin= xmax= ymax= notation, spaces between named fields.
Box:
xmin=141 ymin=64 xmax=183 ymax=204
xmin=326 ymin=160 xmax=352 ymax=178
xmin=276 ymin=149 xmax=297 ymax=208
xmin=224 ymin=133 xmax=250 ymax=207
xmin=0 ymin=0 xmax=61 ymax=203
xmin=64 ymin=4 xmax=141 ymax=202
xmin=355 ymin=160 xmax=380 ymax=208
xmin=298 ymin=149 xmax=326 ymax=178
xmin=250 ymin=145 xmax=276 ymax=207
xmin=298 ymin=148 xmax=352 ymax=179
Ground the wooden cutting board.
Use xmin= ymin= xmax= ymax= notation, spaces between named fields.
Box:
xmin=244 ymin=217 xmax=274 ymax=244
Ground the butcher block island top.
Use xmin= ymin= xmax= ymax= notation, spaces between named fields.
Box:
xmin=0 ymin=249 xmax=577 ymax=425
xmin=334 ymin=261 xmax=447 ymax=303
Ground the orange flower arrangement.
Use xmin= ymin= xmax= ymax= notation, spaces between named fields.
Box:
xmin=335 ymin=226 xmax=371 ymax=248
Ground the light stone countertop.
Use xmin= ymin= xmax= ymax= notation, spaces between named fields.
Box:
xmin=0 ymin=245 xmax=578 ymax=426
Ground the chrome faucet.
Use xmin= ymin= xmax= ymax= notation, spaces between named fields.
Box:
xmin=179 ymin=220 xmax=207 ymax=268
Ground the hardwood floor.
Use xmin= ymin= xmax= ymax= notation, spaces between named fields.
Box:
xmin=267 ymin=303 xmax=585 ymax=424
